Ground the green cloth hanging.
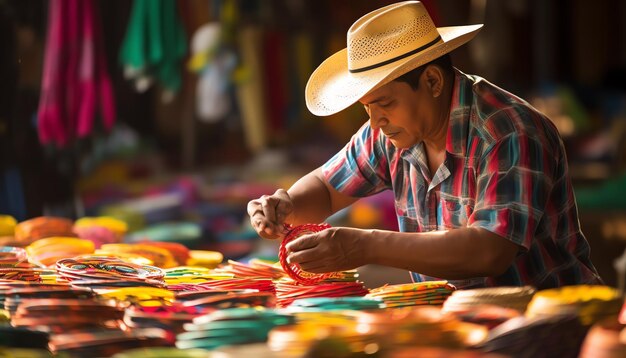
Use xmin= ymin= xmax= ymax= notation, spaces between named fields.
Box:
xmin=119 ymin=0 xmax=187 ymax=94
xmin=575 ymin=173 xmax=626 ymax=210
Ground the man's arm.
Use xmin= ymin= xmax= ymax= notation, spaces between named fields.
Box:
xmin=288 ymin=167 xmax=360 ymax=225
xmin=248 ymin=167 xmax=359 ymax=239
xmin=366 ymin=226 xmax=520 ymax=278
xmin=287 ymin=226 xmax=520 ymax=279
xmin=286 ymin=169 xmax=520 ymax=278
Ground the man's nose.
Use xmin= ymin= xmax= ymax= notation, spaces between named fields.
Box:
xmin=368 ymin=107 xmax=388 ymax=129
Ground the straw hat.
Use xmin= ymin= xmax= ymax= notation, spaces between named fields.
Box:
xmin=305 ymin=1 xmax=483 ymax=116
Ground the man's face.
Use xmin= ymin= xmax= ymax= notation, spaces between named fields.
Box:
xmin=359 ymin=78 xmax=434 ymax=149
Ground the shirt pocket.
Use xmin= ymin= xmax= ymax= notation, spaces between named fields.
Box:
xmin=394 ymin=198 xmax=416 ymax=217
xmin=394 ymin=199 xmax=420 ymax=232
xmin=440 ymin=192 xmax=474 ymax=228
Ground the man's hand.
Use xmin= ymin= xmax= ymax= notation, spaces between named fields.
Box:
xmin=285 ymin=227 xmax=368 ymax=273
xmin=247 ymin=189 xmax=294 ymax=239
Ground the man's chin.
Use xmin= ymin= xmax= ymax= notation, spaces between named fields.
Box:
xmin=389 ymin=138 xmax=416 ymax=149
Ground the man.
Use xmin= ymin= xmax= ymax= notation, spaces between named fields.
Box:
xmin=247 ymin=1 xmax=601 ymax=289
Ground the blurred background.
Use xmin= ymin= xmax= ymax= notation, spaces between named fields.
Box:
xmin=0 ymin=0 xmax=625 ymax=287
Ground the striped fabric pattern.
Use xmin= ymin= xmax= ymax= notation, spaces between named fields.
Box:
xmin=322 ymin=69 xmax=601 ymax=289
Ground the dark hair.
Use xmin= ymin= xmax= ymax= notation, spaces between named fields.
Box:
xmin=394 ymin=53 xmax=453 ymax=90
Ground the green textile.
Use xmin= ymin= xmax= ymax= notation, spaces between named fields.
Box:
xmin=575 ymin=173 xmax=626 ymax=210
xmin=119 ymin=0 xmax=187 ymax=93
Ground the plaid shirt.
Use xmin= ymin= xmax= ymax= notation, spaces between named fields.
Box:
xmin=322 ymin=69 xmax=601 ymax=289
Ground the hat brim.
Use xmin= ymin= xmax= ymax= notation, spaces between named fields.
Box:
xmin=305 ymin=24 xmax=483 ymax=117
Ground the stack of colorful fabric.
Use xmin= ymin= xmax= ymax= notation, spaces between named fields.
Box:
xmin=267 ymin=311 xmax=378 ymax=357
xmin=185 ymin=277 xmax=275 ymax=293
xmin=178 ymin=289 xmax=276 ymax=310
xmin=0 ymin=246 xmax=45 ymax=281
xmin=2 ymin=282 xmax=161 ymax=357
xmin=123 ymin=303 xmax=206 ymax=335
xmin=526 ymin=285 xmax=622 ymax=326
xmin=97 ymin=243 xmax=178 ymax=269
xmin=217 ymin=259 xmax=285 ymax=280
xmin=48 ymin=328 xmax=171 ymax=357
xmin=0 ymin=281 xmax=70 ymax=307
xmin=176 ymin=307 xmax=294 ymax=350
xmin=445 ymin=304 xmax=521 ymax=330
xmin=26 ymin=237 xmax=96 ymax=267
xmin=274 ymin=273 xmax=369 ymax=308
xmin=185 ymin=250 xmax=223 ymax=269
xmin=366 ymin=281 xmax=456 ymax=308
xmin=98 ymin=287 xmax=174 ymax=307
xmin=13 ymin=217 xmax=75 ymax=246
xmin=0 ymin=265 xmax=45 ymax=282
xmin=0 ymin=216 xmax=17 ymax=242
xmin=73 ymin=216 xmax=127 ymax=248
xmin=287 ymin=296 xmax=382 ymax=312
xmin=0 ymin=246 xmax=27 ymax=267
xmin=3 ymin=285 xmax=93 ymax=316
xmin=138 ymin=242 xmax=190 ymax=267
xmin=353 ymin=306 xmax=487 ymax=351
xmin=56 ymin=256 xmax=165 ymax=288
xmin=442 ymin=286 xmax=535 ymax=313
xmin=164 ymin=266 xmax=233 ymax=285
xmin=441 ymin=286 xmax=533 ymax=329
xmin=10 ymin=297 xmax=123 ymax=331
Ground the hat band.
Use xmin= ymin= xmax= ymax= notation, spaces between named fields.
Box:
xmin=349 ymin=35 xmax=442 ymax=73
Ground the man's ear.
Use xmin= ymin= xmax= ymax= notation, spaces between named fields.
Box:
xmin=423 ymin=65 xmax=444 ymax=98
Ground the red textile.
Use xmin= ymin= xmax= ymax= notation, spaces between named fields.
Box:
xmin=37 ymin=0 xmax=116 ymax=147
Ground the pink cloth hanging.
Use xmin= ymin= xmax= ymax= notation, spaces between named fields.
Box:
xmin=37 ymin=0 xmax=116 ymax=147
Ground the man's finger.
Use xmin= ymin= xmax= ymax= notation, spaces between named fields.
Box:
xmin=298 ymin=263 xmax=328 ymax=274
xmin=246 ymin=200 xmax=263 ymax=217
xmin=263 ymin=223 xmax=275 ymax=235
xmin=274 ymin=190 xmax=293 ymax=220
xmin=253 ymin=218 xmax=265 ymax=231
xmin=251 ymin=210 xmax=263 ymax=217
xmin=286 ymin=233 xmax=318 ymax=253
xmin=260 ymin=196 xmax=277 ymax=223
xmin=287 ymin=248 xmax=318 ymax=265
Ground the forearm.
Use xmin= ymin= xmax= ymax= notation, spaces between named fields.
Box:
xmin=288 ymin=167 xmax=359 ymax=225
xmin=364 ymin=227 xmax=518 ymax=279
xmin=287 ymin=168 xmax=334 ymax=225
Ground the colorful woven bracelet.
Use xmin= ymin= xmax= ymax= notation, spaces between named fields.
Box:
xmin=279 ymin=223 xmax=332 ymax=285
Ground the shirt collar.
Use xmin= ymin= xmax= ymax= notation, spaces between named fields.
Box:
xmin=400 ymin=68 xmax=474 ymax=164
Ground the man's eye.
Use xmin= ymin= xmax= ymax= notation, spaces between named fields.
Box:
xmin=379 ymin=101 xmax=393 ymax=108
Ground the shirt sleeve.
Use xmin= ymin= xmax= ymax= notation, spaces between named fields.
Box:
xmin=322 ymin=122 xmax=392 ymax=197
xmin=468 ymin=131 xmax=556 ymax=250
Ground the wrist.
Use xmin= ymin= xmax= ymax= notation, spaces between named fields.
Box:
xmin=362 ymin=228 xmax=380 ymax=264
